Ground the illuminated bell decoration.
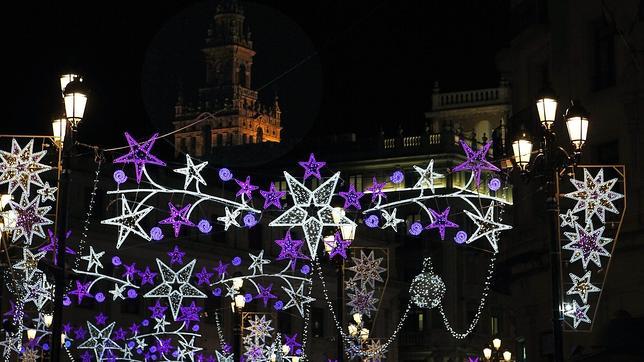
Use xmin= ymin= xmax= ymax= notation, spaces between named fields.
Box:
xmin=409 ymin=257 xmax=445 ymax=309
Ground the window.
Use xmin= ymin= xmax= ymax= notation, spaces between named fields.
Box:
xmin=592 ymin=19 xmax=616 ymax=90
xmin=491 ymin=315 xmax=499 ymax=335
xmin=242 ymin=134 xmax=248 ymax=144
xmin=216 ymin=134 xmax=223 ymax=147
xmin=417 ymin=312 xmax=424 ymax=332
xmin=256 ymin=127 xmax=263 ymax=143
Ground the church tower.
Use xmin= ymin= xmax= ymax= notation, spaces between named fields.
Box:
xmin=173 ymin=0 xmax=282 ymax=157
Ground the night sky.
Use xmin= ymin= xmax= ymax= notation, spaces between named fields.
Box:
xmin=2 ymin=0 xmax=509 ymax=152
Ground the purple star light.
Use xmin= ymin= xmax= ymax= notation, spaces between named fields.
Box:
xmin=235 ymin=176 xmax=259 ymax=199
xmin=69 ymin=280 xmax=93 ymax=304
xmin=326 ymin=231 xmax=351 ymax=259
xmin=275 ymin=230 xmax=309 ymax=270
xmin=213 ymin=260 xmax=229 ymax=278
xmin=298 ymin=153 xmax=326 ymax=180
xmin=451 ymin=140 xmax=500 ymax=186
xmin=195 ymin=267 xmax=213 ymax=286
xmin=149 ymin=300 xmax=168 ymax=319
xmin=367 ymin=177 xmax=387 ymax=202
xmin=113 ymin=132 xmax=167 ymax=184
xmin=339 ymin=183 xmax=364 ymax=210
xmin=425 ymin=207 xmax=459 ymax=240
xmin=167 ymin=245 xmax=186 ymax=265
xmin=260 ymin=182 xmax=286 ymax=209
xmin=254 ymin=283 xmax=277 ymax=306
xmin=159 ymin=202 xmax=195 ymax=237
xmin=139 ymin=266 xmax=157 ymax=286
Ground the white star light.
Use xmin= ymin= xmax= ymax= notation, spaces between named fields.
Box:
xmin=81 ymin=246 xmax=105 ymax=273
xmin=563 ymin=168 xmax=623 ymax=223
xmin=153 ymin=316 xmax=171 ymax=333
xmin=563 ymin=222 xmax=612 ymax=269
xmin=248 ymin=250 xmax=271 ymax=275
xmin=101 ymin=195 xmax=153 ymax=248
xmin=0 ymin=138 xmax=52 ymax=196
xmin=109 ymin=283 xmax=127 ymax=300
xmin=174 ymin=154 xmax=208 ymax=190
xmin=412 ymin=159 xmax=444 ymax=192
xmin=22 ymin=274 xmax=53 ymax=309
xmin=566 ymin=271 xmax=600 ymax=304
xmin=380 ymin=208 xmax=404 ymax=231
xmin=77 ymin=322 xmax=121 ymax=361
xmin=347 ymin=250 xmax=386 ymax=289
xmin=177 ymin=336 xmax=202 ymax=361
xmin=269 ymin=172 xmax=355 ymax=260
xmin=36 ymin=181 xmax=57 ymax=202
xmin=559 ymin=209 xmax=579 ymax=228
xmin=564 ymin=300 xmax=591 ymax=328
xmin=217 ymin=207 xmax=241 ymax=231
xmin=12 ymin=248 xmax=46 ymax=281
xmin=8 ymin=195 xmax=52 ymax=245
xmin=246 ymin=315 xmax=274 ymax=344
xmin=281 ymin=282 xmax=315 ymax=317
xmin=215 ymin=351 xmax=234 ymax=362
xmin=0 ymin=333 xmax=21 ymax=358
xmin=464 ymin=202 xmax=512 ymax=252
xmin=143 ymin=259 xmax=207 ymax=320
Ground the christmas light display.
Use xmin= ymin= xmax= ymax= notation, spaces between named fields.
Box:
xmin=0 ymin=139 xmax=52 ymax=195
xmin=409 ymin=257 xmax=445 ymax=309
xmin=450 ymin=140 xmax=499 ymax=186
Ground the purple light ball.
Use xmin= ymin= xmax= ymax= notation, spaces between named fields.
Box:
xmin=42 ymin=343 xmax=50 ymax=351
xmin=409 ymin=222 xmax=423 ymax=236
xmin=127 ymin=289 xmax=137 ymax=299
xmin=274 ymin=300 xmax=284 ymax=310
xmin=141 ymin=319 xmax=149 ymax=327
xmin=488 ymin=178 xmax=502 ymax=191
xmin=192 ymin=324 xmax=200 ymax=332
xmin=150 ymin=227 xmax=164 ymax=241
xmin=197 ymin=219 xmax=212 ymax=233
xmin=454 ymin=231 xmax=468 ymax=244
xmin=128 ymin=341 xmax=135 ymax=349
xmin=219 ymin=168 xmax=233 ymax=181
xmin=64 ymin=341 xmax=71 ymax=348
xmin=244 ymin=293 xmax=253 ymax=303
xmin=95 ymin=292 xmax=105 ymax=303
xmin=113 ymin=170 xmax=127 ymax=185
xmin=232 ymin=256 xmax=242 ymax=266
xmin=300 ymin=265 xmax=311 ymax=275
xmin=213 ymin=288 xmax=222 ymax=297
xmin=62 ymin=296 xmax=71 ymax=306
xmin=243 ymin=213 xmax=257 ymax=227
xmin=112 ymin=256 xmax=122 ymax=266
xmin=365 ymin=215 xmax=379 ymax=228
xmin=149 ymin=346 xmax=157 ymax=353
xmin=296 ymin=349 xmax=303 ymax=356
xmin=390 ymin=170 xmax=405 ymax=184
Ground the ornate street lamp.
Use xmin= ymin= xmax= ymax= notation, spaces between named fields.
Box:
xmin=63 ymin=76 xmax=88 ymax=128
xmin=536 ymin=86 xmax=558 ymax=130
xmin=51 ymin=117 xmax=67 ymax=148
xmin=564 ymin=100 xmax=590 ymax=151
xmin=512 ymin=131 xmax=532 ymax=171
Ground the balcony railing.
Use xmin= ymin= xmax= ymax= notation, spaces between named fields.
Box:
xmin=432 ymin=86 xmax=510 ymax=111
xmin=383 ymin=134 xmax=441 ymax=149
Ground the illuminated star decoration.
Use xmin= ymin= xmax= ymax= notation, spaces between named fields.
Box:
xmin=365 ymin=339 xmax=386 ymax=362
xmin=254 ymin=283 xmax=277 ymax=306
xmin=113 ymin=132 xmax=166 ymax=184
xmin=451 ymin=140 xmax=499 ymax=187
xmin=8 ymin=195 xmax=53 ymax=245
xmin=80 ymin=246 xmax=105 ymax=273
xmin=36 ymin=181 xmax=58 ymax=202
xmin=101 ymin=195 xmax=153 ymax=249
xmin=260 ymin=182 xmax=286 ymax=209
xmin=425 ymin=207 xmax=459 ymax=240
xmin=22 ymin=274 xmax=53 ymax=309
xmin=159 ymin=202 xmax=195 ymax=237
xmin=563 ymin=222 xmax=612 ymax=269
xmin=70 ymin=280 xmax=93 ymax=304
xmin=177 ymin=301 xmax=202 ymax=325
xmin=284 ymin=333 xmax=302 ymax=354
xmin=138 ymin=266 xmax=157 ymax=286
xmin=413 ymin=159 xmax=444 ymax=193
xmin=213 ymin=260 xmax=229 ymax=279
xmin=149 ymin=299 xmax=168 ymax=319
xmin=566 ymin=271 xmax=600 ymax=304
xmin=167 ymin=245 xmax=186 ymax=265
xmin=248 ymin=250 xmax=271 ymax=274
xmin=367 ymin=177 xmax=387 ymax=202
xmin=559 ymin=209 xmax=579 ymax=228
xmin=217 ymin=207 xmax=241 ymax=231
xmin=0 ymin=138 xmax=52 ymax=195
xmin=326 ymin=231 xmax=351 ymax=259
xmin=174 ymin=154 xmax=208 ymax=190
xmin=215 ymin=351 xmax=234 ymax=362
xmin=144 ymin=258 xmax=207 ymax=320
xmin=39 ymin=229 xmax=75 ymax=265
xmin=380 ymin=208 xmax=404 ymax=232
xmin=563 ymin=168 xmax=623 ymax=223
xmin=12 ymin=247 xmax=46 ymax=281
xmin=564 ymin=299 xmax=591 ymax=328
xmin=195 ymin=267 xmax=213 ymax=286
xmin=275 ymin=230 xmax=310 ymax=270
xmin=235 ymin=176 xmax=259 ymax=199
xmin=339 ymin=183 xmax=364 ymax=210
xmin=298 ymin=153 xmax=326 ymax=180
xmin=347 ymin=250 xmax=386 ymax=289
xmin=463 ymin=202 xmax=512 ymax=252
xmin=281 ymin=282 xmax=315 ymax=317
xmin=247 ymin=315 xmax=274 ymax=343
xmin=77 ymin=321 xmax=120 ymax=361
xmin=347 ymin=287 xmax=378 ymax=318
xmin=269 ymin=171 xmax=355 ymax=260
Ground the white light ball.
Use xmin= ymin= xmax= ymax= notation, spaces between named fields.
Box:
xmin=409 ymin=257 xmax=446 ymax=309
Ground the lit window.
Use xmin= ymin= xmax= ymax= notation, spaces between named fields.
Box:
xmin=491 ymin=315 xmax=499 ymax=335
xmin=417 ymin=312 xmax=424 ymax=331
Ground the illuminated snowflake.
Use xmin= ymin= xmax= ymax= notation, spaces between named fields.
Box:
xmin=246 ymin=315 xmax=274 ymax=344
xmin=563 ymin=168 xmax=623 ymax=223
xmin=563 ymin=222 xmax=612 ymax=269
xmin=346 ymin=287 xmax=378 ymax=318
xmin=0 ymin=139 xmax=52 ymax=196
xmin=347 ymin=250 xmax=386 ymax=289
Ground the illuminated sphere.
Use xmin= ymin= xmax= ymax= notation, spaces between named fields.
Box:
xmin=409 ymin=259 xmax=446 ymax=309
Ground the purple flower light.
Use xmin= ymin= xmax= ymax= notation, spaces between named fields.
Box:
xmin=113 ymin=132 xmax=167 ymax=184
xmin=365 ymin=215 xmax=379 ymax=228
xmin=127 ymin=289 xmax=138 ymax=299
xmin=300 ymin=264 xmax=311 ymax=275
xmin=213 ymin=288 xmax=222 ymax=297
xmin=112 ymin=256 xmax=122 ymax=266
xmin=298 ymin=153 xmax=326 ymax=180
xmin=243 ymin=213 xmax=257 ymax=227
xmin=488 ymin=178 xmax=501 ymax=191
xmin=244 ymin=293 xmax=253 ymax=303
xmin=454 ymin=231 xmax=468 ymax=244
xmin=390 ymin=170 xmax=405 ymax=184
xmin=95 ymin=292 xmax=105 ymax=303
xmin=409 ymin=222 xmax=423 ymax=236
xmin=218 ymin=168 xmax=233 ymax=181
xmin=231 ymin=256 xmax=242 ymax=266
xmin=150 ymin=227 xmax=164 ymax=241
xmin=274 ymin=300 xmax=284 ymax=310
xmin=113 ymin=170 xmax=127 ymax=185
xmin=197 ymin=219 xmax=212 ymax=233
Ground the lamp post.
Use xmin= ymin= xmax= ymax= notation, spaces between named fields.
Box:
xmin=482 ymin=337 xmax=512 ymax=361
xmin=512 ymin=89 xmax=590 ymax=362
xmin=230 ymin=278 xmax=245 ymax=360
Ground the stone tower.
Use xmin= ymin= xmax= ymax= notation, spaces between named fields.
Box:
xmin=173 ymin=0 xmax=282 ymax=157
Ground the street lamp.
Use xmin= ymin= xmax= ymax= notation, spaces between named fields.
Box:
xmin=512 ymin=131 xmax=532 ymax=172
xmin=63 ymin=76 xmax=88 ymax=128
xmin=483 ymin=337 xmax=512 ymax=361
xmin=564 ymin=100 xmax=590 ymax=152
xmin=51 ymin=117 xmax=67 ymax=148
xmin=536 ymin=86 xmax=558 ymax=130
xmin=27 ymin=328 xmax=37 ymax=341
xmin=332 ymin=207 xmax=356 ymax=241
xmin=43 ymin=314 xmax=53 ymax=328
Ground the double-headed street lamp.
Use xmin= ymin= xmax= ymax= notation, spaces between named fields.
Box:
xmin=511 ymin=87 xmax=590 ymax=362
xmin=482 ymin=337 xmax=512 ymax=361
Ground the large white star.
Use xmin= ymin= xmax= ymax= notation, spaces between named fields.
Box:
xmin=12 ymin=247 xmax=46 ymax=281
xmin=0 ymin=139 xmax=52 ymax=196
xmin=22 ymin=274 xmax=53 ymax=309
xmin=347 ymin=250 xmax=386 ymax=289
xmin=380 ymin=208 xmax=404 ymax=231
xmin=77 ymin=321 xmax=121 ymax=361
xmin=217 ymin=207 xmax=241 ymax=231
xmin=177 ymin=336 xmax=202 ymax=361
xmin=412 ymin=159 xmax=444 ymax=192
xmin=8 ymin=195 xmax=52 ymax=245
xmin=174 ymin=154 xmax=208 ymax=190
xmin=81 ymin=246 xmax=105 ymax=273
xmin=101 ymin=195 xmax=153 ymax=248
xmin=269 ymin=172 xmax=355 ymax=260
xmin=281 ymin=282 xmax=315 ymax=317
xmin=144 ymin=259 xmax=207 ymax=320
xmin=564 ymin=168 xmax=623 ymax=223
xmin=463 ymin=202 xmax=512 ymax=252
xmin=563 ymin=222 xmax=612 ymax=269
xmin=564 ymin=300 xmax=591 ymax=328
xmin=566 ymin=271 xmax=600 ymax=304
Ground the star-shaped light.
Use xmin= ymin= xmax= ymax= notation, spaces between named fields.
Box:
xmin=248 ymin=250 xmax=271 ymax=275
xmin=174 ymin=154 xmax=208 ymax=190
xmin=109 ymin=284 xmax=127 ymax=300
xmin=451 ymin=140 xmax=499 ymax=186
xmin=144 ymin=258 xmax=207 ymax=320
xmin=366 ymin=177 xmax=387 ymax=203
xmin=217 ymin=207 xmax=241 ymax=231
xmin=153 ymin=315 xmax=171 ymax=333
xmin=22 ymin=274 xmax=53 ymax=309
xmin=101 ymin=195 xmax=153 ymax=249
xmin=213 ymin=260 xmax=229 ymax=278
xmin=149 ymin=299 xmax=168 ymax=319
xmin=195 ymin=266 xmax=213 ymax=286
xmin=563 ymin=168 xmax=623 ymax=223
xmin=413 ymin=159 xmax=444 ymax=192
xmin=122 ymin=262 xmax=139 ymax=278
xmin=564 ymin=300 xmax=591 ymax=328
xmin=39 ymin=229 xmax=75 ymax=265
xmin=177 ymin=336 xmax=203 ymax=361
xmin=326 ymin=231 xmax=351 ymax=259
xmin=37 ymin=181 xmax=58 ymax=202
xmin=269 ymin=172 xmax=355 ymax=260
xmin=70 ymin=280 xmax=93 ymax=304
xmin=77 ymin=321 xmax=120 ymax=361
xmin=95 ymin=312 xmax=108 ymax=326
xmin=338 ymin=183 xmax=364 ymax=210
xmin=463 ymin=202 xmax=512 ymax=252
xmin=298 ymin=153 xmax=326 ymax=180
xmin=81 ymin=246 xmax=105 ymax=273
xmin=563 ymin=222 xmax=612 ymax=269
xmin=347 ymin=250 xmax=386 ymax=289
xmin=0 ymin=139 xmax=52 ymax=195
xmin=560 ymin=209 xmax=579 ymax=228
xmin=159 ymin=202 xmax=195 ymax=238
xmin=282 ymin=282 xmax=315 ymax=317
xmin=260 ymin=182 xmax=286 ymax=209
xmin=113 ymin=132 xmax=166 ymax=184
xmin=380 ymin=208 xmax=404 ymax=232
xmin=426 ymin=207 xmax=459 ymax=240
xmin=347 ymin=287 xmax=378 ymax=318
xmin=275 ymin=230 xmax=310 ymax=270
xmin=139 ymin=266 xmax=157 ymax=285
xmin=566 ymin=271 xmax=600 ymax=303
xmin=177 ymin=301 xmax=202 ymax=324
xmin=214 ymin=351 xmax=234 ymax=362
xmin=8 ymin=195 xmax=52 ymax=245
xmin=247 ymin=315 xmax=274 ymax=343
xmin=112 ymin=328 xmax=127 ymax=341
xmin=167 ymin=245 xmax=186 ymax=265
xmin=254 ymin=283 xmax=277 ymax=307
xmin=12 ymin=247 xmax=46 ymax=281
xmin=235 ymin=176 xmax=259 ymax=199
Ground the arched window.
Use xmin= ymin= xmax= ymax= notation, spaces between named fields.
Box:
xmin=238 ymin=63 xmax=247 ymax=87
xmin=256 ymin=127 xmax=263 ymax=143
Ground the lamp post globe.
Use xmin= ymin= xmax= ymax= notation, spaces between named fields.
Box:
xmin=564 ymin=99 xmax=590 ymax=151
xmin=536 ymin=86 xmax=558 ymax=130
xmin=62 ymin=76 xmax=88 ymax=128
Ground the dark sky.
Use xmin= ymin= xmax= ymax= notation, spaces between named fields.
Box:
xmin=1 ymin=0 xmax=509 ymax=151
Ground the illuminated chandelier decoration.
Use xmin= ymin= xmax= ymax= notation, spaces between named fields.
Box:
xmin=559 ymin=166 xmax=625 ymax=330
